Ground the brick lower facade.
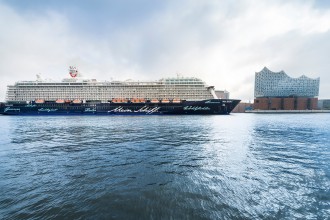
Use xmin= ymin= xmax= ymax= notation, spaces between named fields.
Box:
xmin=254 ymin=97 xmax=318 ymax=110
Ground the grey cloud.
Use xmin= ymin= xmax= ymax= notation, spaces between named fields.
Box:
xmin=1 ymin=0 xmax=330 ymax=102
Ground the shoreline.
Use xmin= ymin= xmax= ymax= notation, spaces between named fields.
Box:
xmin=245 ymin=110 xmax=330 ymax=114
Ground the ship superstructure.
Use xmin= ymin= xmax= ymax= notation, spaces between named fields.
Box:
xmin=7 ymin=67 xmax=217 ymax=102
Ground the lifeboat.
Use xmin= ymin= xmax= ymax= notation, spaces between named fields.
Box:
xmin=112 ymin=98 xmax=128 ymax=103
xmin=35 ymin=99 xmax=45 ymax=104
xmin=73 ymin=99 xmax=82 ymax=104
xmin=112 ymin=98 xmax=120 ymax=103
xmin=56 ymin=99 xmax=65 ymax=104
xmin=131 ymin=98 xmax=140 ymax=103
xmin=172 ymin=99 xmax=181 ymax=103
xmin=139 ymin=98 xmax=146 ymax=103
xmin=161 ymin=99 xmax=170 ymax=103
xmin=150 ymin=99 xmax=159 ymax=103
xmin=65 ymin=100 xmax=71 ymax=103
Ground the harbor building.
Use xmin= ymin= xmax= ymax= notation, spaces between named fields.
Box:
xmin=253 ymin=67 xmax=320 ymax=110
xmin=318 ymin=99 xmax=330 ymax=110
xmin=232 ymin=102 xmax=253 ymax=113
xmin=215 ymin=90 xmax=229 ymax=99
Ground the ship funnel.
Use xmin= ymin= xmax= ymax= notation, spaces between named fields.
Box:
xmin=69 ymin=66 xmax=79 ymax=78
xmin=36 ymin=74 xmax=42 ymax=81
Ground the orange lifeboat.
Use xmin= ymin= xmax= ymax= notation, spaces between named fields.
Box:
xmin=35 ymin=99 xmax=45 ymax=104
xmin=65 ymin=100 xmax=71 ymax=103
xmin=131 ymin=98 xmax=140 ymax=103
xmin=112 ymin=98 xmax=128 ymax=103
xmin=150 ymin=99 xmax=159 ymax=103
xmin=56 ymin=99 xmax=65 ymax=104
xmin=73 ymin=99 xmax=82 ymax=104
xmin=139 ymin=98 xmax=146 ymax=103
xmin=172 ymin=99 xmax=181 ymax=103
xmin=112 ymin=98 xmax=119 ymax=103
xmin=162 ymin=99 xmax=170 ymax=103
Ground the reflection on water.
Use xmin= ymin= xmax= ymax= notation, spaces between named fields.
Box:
xmin=0 ymin=114 xmax=329 ymax=219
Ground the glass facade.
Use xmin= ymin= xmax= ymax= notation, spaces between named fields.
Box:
xmin=254 ymin=67 xmax=320 ymax=98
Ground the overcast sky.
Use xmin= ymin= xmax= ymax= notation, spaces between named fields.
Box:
xmin=1 ymin=0 xmax=330 ymax=102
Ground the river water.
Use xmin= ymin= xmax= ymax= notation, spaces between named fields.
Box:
xmin=0 ymin=114 xmax=329 ymax=219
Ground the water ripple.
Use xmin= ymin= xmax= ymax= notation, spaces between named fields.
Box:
xmin=0 ymin=114 xmax=329 ymax=219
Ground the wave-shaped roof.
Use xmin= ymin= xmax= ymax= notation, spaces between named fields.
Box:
xmin=257 ymin=67 xmax=319 ymax=80
xmin=255 ymin=67 xmax=320 ymax=97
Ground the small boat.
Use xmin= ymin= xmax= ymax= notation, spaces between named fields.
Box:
xmin=172 ymin=99 xmax=181 ymax=103
xmin=56 ymin=99 xmax=65 ymax=104
xmin=35 ymin=99 xmax=45 ymax=104
xmin=112 ymin=98 xmax=120 ymax=103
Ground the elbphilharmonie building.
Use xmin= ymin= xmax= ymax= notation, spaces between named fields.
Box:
xmin=254 ymin=67 xmax=320 ymax=110
xmin=255 ymin=67 xmax=320 ymax=98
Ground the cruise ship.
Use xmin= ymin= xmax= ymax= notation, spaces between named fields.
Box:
xmin=0 ymin=67 xmax=240 ymax=115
